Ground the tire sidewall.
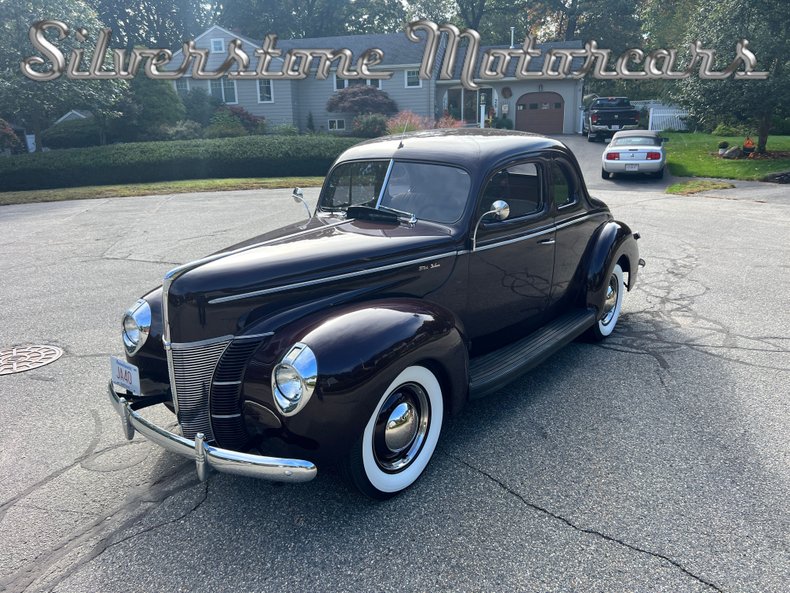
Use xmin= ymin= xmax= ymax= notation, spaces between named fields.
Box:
xmin=597 ymin=263 xmax=624 ymax=337
xmin=360 ymin=366 xmax=443 ymax=494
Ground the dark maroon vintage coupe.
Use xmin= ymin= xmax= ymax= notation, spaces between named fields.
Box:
xmin=109 ymin=129 xmax=642 ymax=498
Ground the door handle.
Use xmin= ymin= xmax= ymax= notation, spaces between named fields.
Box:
xmin=538 ymin=238 xmax=555 ymax=245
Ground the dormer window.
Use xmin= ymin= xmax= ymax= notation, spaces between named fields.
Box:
xmin=210 ymin=39 xmax=224 ymax=53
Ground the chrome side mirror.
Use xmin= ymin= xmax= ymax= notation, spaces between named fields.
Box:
xmin=472 ymin=200 xmax=510 ymax=251
xmin=291 ymin=187 xmax=311 ymax=220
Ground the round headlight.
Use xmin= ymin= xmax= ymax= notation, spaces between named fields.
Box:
xmin=273 ymin=364 xmax=303 ymax=413
xmin=122 ymin=299 xmax=152 ymax=356
xmin=272 ymin=343 xmax=317 ymax=417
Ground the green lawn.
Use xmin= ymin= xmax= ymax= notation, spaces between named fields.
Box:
xmin=664 ymin=133 xmax=790 ymax=181
xmin=0 ymin=177 xmax=324 ymax=206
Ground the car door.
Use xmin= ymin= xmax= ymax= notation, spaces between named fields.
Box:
xmin=549 ymin=156 xmax=599 ymax=308
xmin=464 ymin=158 xmax=555 ymax=340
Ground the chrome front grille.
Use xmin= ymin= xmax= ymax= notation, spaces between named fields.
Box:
xmin=171 ymin=339 xmax=231 ymax=441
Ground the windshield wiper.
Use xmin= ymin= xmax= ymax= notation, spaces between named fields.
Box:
xmin=377 ymin=205 xmax=417 ymax=224
xmin=345 ymin=204 xmax=416 ymax=224
xmin=345 ymin=205 xmax=399 ymax=224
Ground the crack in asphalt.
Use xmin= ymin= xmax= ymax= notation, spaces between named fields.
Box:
xmin=0 ymin=411 xmax=103 ymax=523
xmin=446 ymin=453 xmax=725 ymax=593
xmin=42 ymin=480 xmax=210 ymax=593
xmin=0 ymin=462 xmax=200 ymax=593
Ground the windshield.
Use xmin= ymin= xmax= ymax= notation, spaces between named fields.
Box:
xmin=320 ymin=160 xmax=471 ymax=224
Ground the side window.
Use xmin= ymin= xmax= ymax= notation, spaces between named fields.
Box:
xmin=551 ymin=161 xmax=577 ymax=208
xmin=480 ymin=162 xmax=543 ymax=220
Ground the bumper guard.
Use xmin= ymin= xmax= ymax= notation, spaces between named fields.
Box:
xmin=107 ymin=382 xmax=317 ymax=483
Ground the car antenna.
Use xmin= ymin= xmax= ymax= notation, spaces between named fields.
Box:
xmin=397 ymin=123 xmax=408 ymax=149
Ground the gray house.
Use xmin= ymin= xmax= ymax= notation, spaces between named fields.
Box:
xmin=172 ymin=25 xmax=583 ymax=135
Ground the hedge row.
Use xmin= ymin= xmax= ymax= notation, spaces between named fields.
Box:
xmin=0 ymin=135 xmax=363 ymax=192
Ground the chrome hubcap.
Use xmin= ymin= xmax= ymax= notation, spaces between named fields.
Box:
xmin=384 ymin=402 xmax=418 ymax=453
xmin=601 ymin=275 xmax=619 ymax=326
xmin=374 ymin=383 xmax=430 ymax=472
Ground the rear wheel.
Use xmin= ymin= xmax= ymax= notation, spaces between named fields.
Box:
xmin=654 ymin=167 xmax=665 ymax=179
xmin=601 ymin=168 xmax=610 ymax=180
xmin=341 ymin=365 xmax=444 ymax=499
xmin=586 ymin=264 xmax=624 ymax=341
xmin=587 ymin=131 xmax=597 ymax=142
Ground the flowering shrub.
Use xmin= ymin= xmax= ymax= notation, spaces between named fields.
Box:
xmin=386 ymin=111 xmax=429 ymax=135
xmin=434 ymin=114 xmax=464 ymax=129
xmin=226 ymin=105 xmax=266 ymax=134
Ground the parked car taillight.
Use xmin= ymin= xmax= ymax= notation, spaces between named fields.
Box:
xmin=591 ymin=114 xmax=599 ymax=124
xmin=605 ymin=152 xmax=620 ymax=160
xmin=646 ymin=152 xmax=661 ymax=160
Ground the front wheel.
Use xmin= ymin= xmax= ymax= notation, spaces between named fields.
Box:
xmin=586 ymin=264 xmax=624 ymax=341
xmin=341 ymin=365 xmax=444 ymax=499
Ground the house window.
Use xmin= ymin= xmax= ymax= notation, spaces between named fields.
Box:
xmin=405 ymin=70 xmax=422 ymax=88
xmin=210 ymin=39 xmax=224 ymax=53
xmin=328 ymin=119 xmax=346 ymax=131
xmin=258 ymin=80 xmax=273 ymax=103
xmin=334 ymin=75 xmax=381 ymax=91
xmin=209 ymin=77 xmax=237 ymax=104
xmin=175 ymin=78 xmax=190 ymax=96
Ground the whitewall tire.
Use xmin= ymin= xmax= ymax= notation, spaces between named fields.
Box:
xmin=343 ymin=365 xmax=444 ymax=499
xmin=588 ymin=263 xmax=624 ymax=341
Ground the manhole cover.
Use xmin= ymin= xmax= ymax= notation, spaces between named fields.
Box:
xmin=0 ymin=345 xmax=64 ymax=375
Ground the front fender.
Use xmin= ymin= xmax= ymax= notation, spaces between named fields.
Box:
xmin=242 ymin=299 xmax=468 ymax=464
xmin=585 ymin=221 xmax=640 ymax=316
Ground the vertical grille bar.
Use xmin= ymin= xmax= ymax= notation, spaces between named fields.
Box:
xmin=171 ymin=339 xmax=231 ymax=441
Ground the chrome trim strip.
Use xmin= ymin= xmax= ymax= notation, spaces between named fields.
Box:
xmin=473 ymin=225 xmax=554 ymax=253
xmin=211 ymin=413 xmax=242 ymax=419
xmin=108 ymin=383 xmax=316 ymax=483
xmin=461 ymin=213 xmax=598 ymax=255
xmin=208 ymin=251 xmax=459 ymax=304
xmin=212 ymin=380 xmax=242 ymax=386
xmin=169 ymin=335 xmax=235 ymax=350
xmin=233 ymin=332 xmax=275 ymax=341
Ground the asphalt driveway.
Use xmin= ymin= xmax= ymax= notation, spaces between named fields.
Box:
xmin=0 ymin=163 xmax=788 ymax=591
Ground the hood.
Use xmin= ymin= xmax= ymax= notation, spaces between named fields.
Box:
xmin=166 ymin=215 xmax=459 ymax=342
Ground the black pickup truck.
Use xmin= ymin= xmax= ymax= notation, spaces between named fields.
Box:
xmin=583 ymin=97 xmax=641 ymax=142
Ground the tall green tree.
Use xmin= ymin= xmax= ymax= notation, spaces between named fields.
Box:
xmin=672 ymin=0 xmax=788 ymax=152
xmin=0 ymin=0 xmax=126 ymax=150
xmin=94 ymin=0 xmax=220 ymax=50
xmin=218 ymin=0 xmax=407 ymax=39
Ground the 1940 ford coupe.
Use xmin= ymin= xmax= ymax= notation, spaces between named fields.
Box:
xmin=109 ymin=129 xmax=642 ymax=498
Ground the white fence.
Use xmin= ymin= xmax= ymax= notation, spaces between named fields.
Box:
xmin=647 ymin=108 xmax=689 ymax=131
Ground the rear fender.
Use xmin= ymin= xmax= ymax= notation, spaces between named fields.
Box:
xmin=585 ymin=221 xmax=640 ymax=316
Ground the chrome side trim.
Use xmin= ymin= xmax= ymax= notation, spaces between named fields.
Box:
xmin=108 ymin=383 xmax=316 ymax=483
xmin=460 ymin=213 xmax=598 ymax=255
xmin=233 ymin=332 xmax=275 ymax=341
xmin=212 ymin=380 xmax=242 ymax=386
xmin=208 ymin=251 xmax=459 ymax=304
xmin=211 ymin=413 xmax=242 ymax=419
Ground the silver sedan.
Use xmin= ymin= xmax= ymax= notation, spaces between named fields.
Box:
xmin=601 ymin=130 xmax=668 ymax=179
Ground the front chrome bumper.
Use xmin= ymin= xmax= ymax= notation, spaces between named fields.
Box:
xmin=107 ymin=382 xmax=317 ymax=483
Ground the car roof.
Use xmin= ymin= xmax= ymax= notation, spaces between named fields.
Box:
xmin=335 ymin=129 xmax=566 ymax=171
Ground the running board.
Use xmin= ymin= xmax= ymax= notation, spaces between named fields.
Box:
xmin=469 ymin=309 xmax=597 ymax=399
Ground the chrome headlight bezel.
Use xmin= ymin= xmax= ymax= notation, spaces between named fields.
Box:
xmin=122 ymin=299 xmax=152 ymax=356
xmin=272 ymin=343 xmax=317 ymax=417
